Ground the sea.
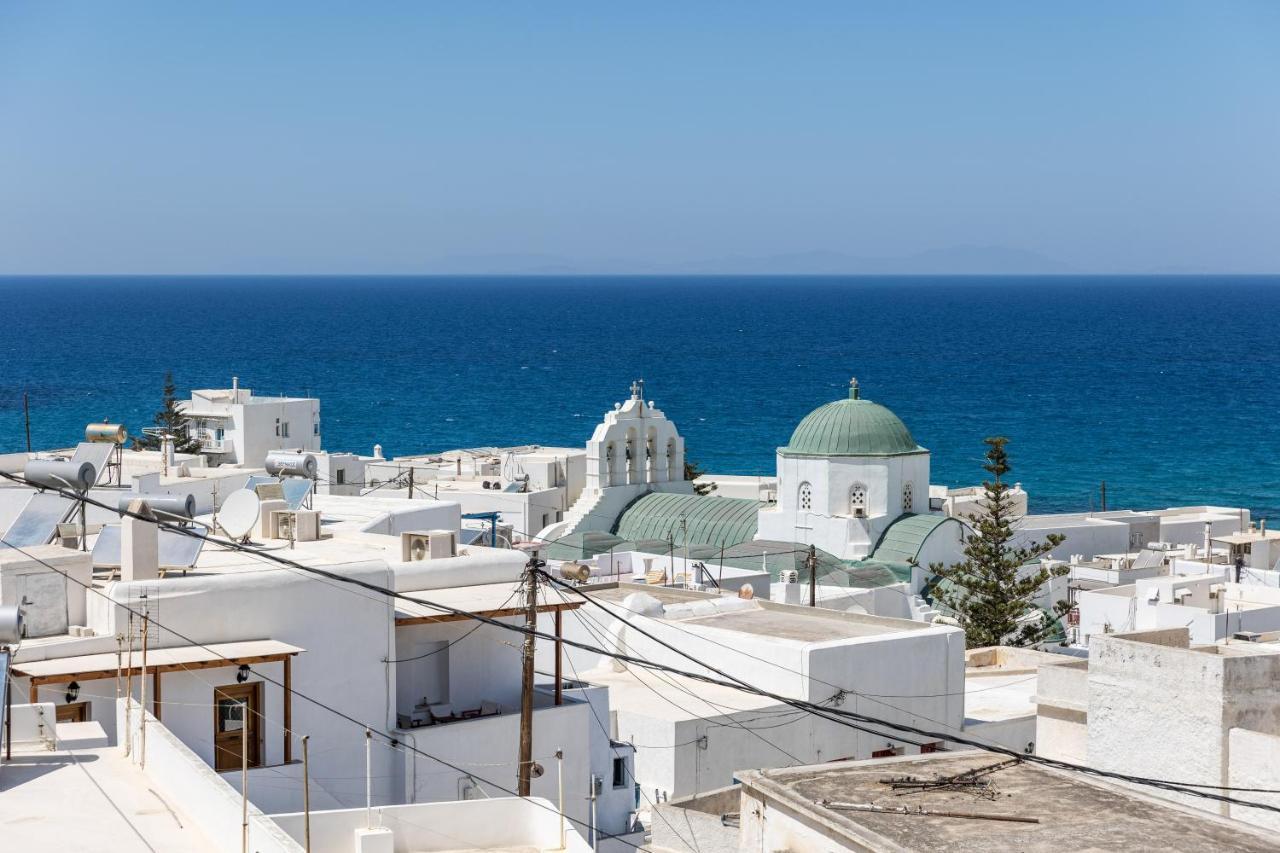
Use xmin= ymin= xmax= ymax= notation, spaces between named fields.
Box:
xmin=2 ymin=276 xmax=1278 ymax=517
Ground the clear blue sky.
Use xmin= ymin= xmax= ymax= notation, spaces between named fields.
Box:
xmin=1 ymin=2 xmax=1277 ymax=273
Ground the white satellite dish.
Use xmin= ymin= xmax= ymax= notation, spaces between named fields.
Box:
xmin=219 ymin=489 xmax=261 ymax=542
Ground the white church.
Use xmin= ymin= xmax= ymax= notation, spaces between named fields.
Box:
xmin=543 ymin=378 xmax=965 ymax=580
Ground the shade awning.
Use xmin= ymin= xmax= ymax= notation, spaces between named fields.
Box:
xmin=12 ymin=639 xmax=304 ymax=686
xmin=395 ymin=582 xmax=583 ymax=625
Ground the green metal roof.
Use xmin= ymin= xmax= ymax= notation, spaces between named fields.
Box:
xmin=613 ymin=492 xmax=759 ymax=549
xmin=843 ymin=559 xmax=914 ymax=587
xmin=870 ymin=513 xmax=961 ymax=565
xmin=781 ymin=384 xmax=924 ymax=457
xmin=541 ymin=531 xmax=625 ymax=562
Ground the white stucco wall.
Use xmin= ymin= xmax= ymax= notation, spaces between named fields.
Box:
xmin=97 ymin=561 xmax=398 ymax=809
xmin=759 ymin=450 xmax=931 ymax=560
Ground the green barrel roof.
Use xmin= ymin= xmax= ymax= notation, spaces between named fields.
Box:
xmin=781 ymin=382 xmax=924 ymax=457
xmin=870 ymin=513 xmax=962 ymax=565
xmin=613 ymin=492 xmax=759 ymax=549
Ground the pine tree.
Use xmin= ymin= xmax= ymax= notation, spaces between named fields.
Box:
xmin=133 ymin=372 xmax=204 ymax=454
xmin=684 ymin=459 xmax=717 ymax=495
xmin=929 ymin=437 xmax=1068 ymax=648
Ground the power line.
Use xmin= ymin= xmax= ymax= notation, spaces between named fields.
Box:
xmin=8 ymin=471 xmax=1280 ymax=814
xmin=0 ymin=534 xmax=650 ymax=851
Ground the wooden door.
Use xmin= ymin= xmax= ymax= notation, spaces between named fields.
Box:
xmin=213 ymin=682 xmax=262 ymax=771
xmin=56 ymin=702 xmax=89 ymax=723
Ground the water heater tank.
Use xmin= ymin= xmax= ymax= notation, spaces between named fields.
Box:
xmin=265 ymin=451 xmax=318 ymax=478
xmin=85 ymin=422 xmax=128 ymax=444
xmin=117 ymin=493 xmax=196 ymax=520
xmin=0 ymin=605 xmax=23 ymax=644
xmin=25 ymin=459 xmax=96 ymax=491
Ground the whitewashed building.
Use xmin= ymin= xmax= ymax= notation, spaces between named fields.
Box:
xmin=179 ymin=378 xmax=321 ymax=468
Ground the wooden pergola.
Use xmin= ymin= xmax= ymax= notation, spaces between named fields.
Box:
xmin=11 ymin=639 xmax=303 ymax=762
xmin=395 ymin=584 xmax=583 ymax=705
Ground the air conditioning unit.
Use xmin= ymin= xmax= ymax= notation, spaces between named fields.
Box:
xmin=270 ymin=510 xmax=320 ymax=542
xmin=401 ymin=530 xmax=457 ymax=562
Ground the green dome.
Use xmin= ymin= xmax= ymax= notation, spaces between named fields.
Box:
xmin=781 ymin=381 xmax=924 ymax=457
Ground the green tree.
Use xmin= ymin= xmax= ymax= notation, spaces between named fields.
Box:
xmin=132 ymin=372 xmax=204 ymax=454
xmin=684 ymin=459 xmax=717 ymax=495
xmin=929 ymin=437 xmax=1068 ymax=648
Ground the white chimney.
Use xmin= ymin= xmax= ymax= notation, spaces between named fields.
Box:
xmin=232 ymin=375 xmax=240 ymax=402
xmin=373 ymin=443 xmax=384 ymax=460
xmin=121 ymin=499 xmax=159 ymax=582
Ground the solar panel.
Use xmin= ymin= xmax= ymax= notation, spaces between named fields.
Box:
xmin=69 ymin=441 xmax=114 ymax=485
xmin=2 ymin=491 xmax=76 ymax=547
xmin=254 ymin=482 xmax=286 ymax=502
xmin=92 ymin=523 xmax=207 ymax=570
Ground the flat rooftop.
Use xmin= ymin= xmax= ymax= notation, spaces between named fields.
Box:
xmin=740 ymin=752 xmax=1279 ymax=852
xmin=579 ymin=664 xmax=779 ymax=723
xmin=590 ymin=583 xmax=931 ymax=643
xmin=0 ymin=744 xmax=215 ymax=852
xmin=963 ymin=672 xmax=1040 ymax=723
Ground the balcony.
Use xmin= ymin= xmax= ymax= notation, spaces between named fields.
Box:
xmin=200 ymin=437 xmax=231 ymax=454
xmin=396 ymin=685 xmax=573 ymax=731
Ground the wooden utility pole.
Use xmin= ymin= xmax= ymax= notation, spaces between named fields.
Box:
xmin=807 ymin=544 xmax=818 ymax=607
xmin=407 ymin=466 xmax=415 ymax=499
xmin=517 ymin=552 xmax=543 ymax=796
xmin=1100 ymin=481 xmax=1107 ymax=512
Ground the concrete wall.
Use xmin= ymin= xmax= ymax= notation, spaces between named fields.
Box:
xmin=1227 ymin=728 xmax=1280 ymax=832
xmin=271 ymin=797 xmax=592 ymax=853
xmin=118 ymin=700 xmax=303 ymax=853
xmin=651 ymin=786 xmax=741 ymax=853
xmin=96 ymin=561 xmax=398 ymax=810
xmin=396 ymin=697 xmax=594 ymax=830
xmin=1034 ymin=660 xmax=1089 ymax=764
xmin=1087 ymin=630 xmax=1280 ymax=816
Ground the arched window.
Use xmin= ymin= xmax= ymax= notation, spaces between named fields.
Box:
xmin=799 ymin=482 xmax=813 ymax=511
xmin=901 ymin=482 xmax=914 ymax=514
xmin=849 ymin=484 xmax=868 ymax=518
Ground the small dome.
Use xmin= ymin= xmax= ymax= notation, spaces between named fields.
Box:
xmin=782 ymin=380 xmax=923 ymax=457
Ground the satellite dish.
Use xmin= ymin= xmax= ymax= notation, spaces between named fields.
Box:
xmin=219 ymin=489 xmax=261 ymax=541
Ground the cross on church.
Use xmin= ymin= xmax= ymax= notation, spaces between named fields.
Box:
xmin=849 ymin=376 xmax=859 ymax=399
xmin=631 ymin=379 xmax=645 ymax=400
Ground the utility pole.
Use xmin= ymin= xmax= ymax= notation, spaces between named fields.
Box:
xmin=407 ymin=466 xmax=415 ymax=499
xmin=1100 ymin=481 xmax=1107 ymax=512
xmin=23 ymin=392 xmax=31 ymax=453
xmin=140 ymin=600 xmax=149 ymax=768
xmin=807 ymin=544 xmax=818 ymax=608
xmin=302 ymin=735 xmax=312 ymax=853
xmin=518 ymin=551 xmax=544 ymax=796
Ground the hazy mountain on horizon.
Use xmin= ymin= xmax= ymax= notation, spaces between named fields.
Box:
xmin=427 ymin=245 xmax=1075 ymax=275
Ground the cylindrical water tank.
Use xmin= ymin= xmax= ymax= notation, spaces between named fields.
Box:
xmin=25 ymin=459 xmax=96 ymax=491
xmin=265 ymin=451 xmax=318 ymax=478
xmin=85 ymin=422 xmax=128 ymax=444
xmin=0 ymin=605 xmax=23 ymax=644
xmin=117 ymin=493 xmax=196 ymax=519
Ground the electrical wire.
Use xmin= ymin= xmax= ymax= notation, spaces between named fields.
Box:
xmin=0 ymin=534 xmax=651 ymax=851
xmin=8 ymin=472 xmax=1280 ymax=814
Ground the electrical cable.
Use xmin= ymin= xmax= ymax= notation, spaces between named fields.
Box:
xmin=8 ymin=471 xmax=1280 ymax=814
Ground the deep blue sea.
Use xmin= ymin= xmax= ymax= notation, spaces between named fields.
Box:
xmin=3 ymin=276 xmax=1279 ymax=517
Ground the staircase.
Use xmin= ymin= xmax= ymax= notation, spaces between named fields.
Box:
xmin=909 ymin=593 xmax=940 ymax=623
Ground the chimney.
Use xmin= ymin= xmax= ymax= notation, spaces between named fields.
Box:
xmin=122 ymin=499 xmax=159 ymax=581
xmin=232 ymin=375 xmax=239 ymax=402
